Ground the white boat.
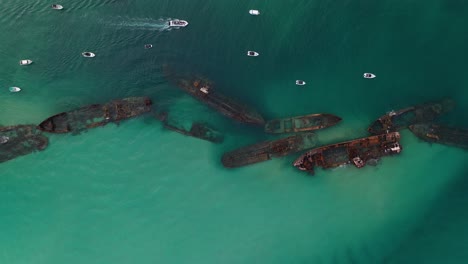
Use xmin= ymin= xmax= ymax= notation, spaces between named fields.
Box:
xmin=247 ymin=51 xmax=259 ymax=57
xmin=51 ymin=4 xmax=63 ymax=10
xmin=19 ymin=59 xmax=33 ymax=65
xmin=82 ymin=52 xmax=95 ymax=58
xmin=296 ymin=80 xmax=306 ymax=86
xmin=249 ymin=10 xmax=260 ymax=15
xmin=144 ymin=44 xmax=153 ymax=49
xmin=168 ymin=19 xmax=189 ymax=28
xmin=9 ymin=87 xmax=21 ymax=92
xmin=363 ymin=73 xmax=376 ymax=79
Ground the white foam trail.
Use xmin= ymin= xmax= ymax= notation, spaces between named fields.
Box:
xmin=105 ymin=17 xmax=172 ymax=31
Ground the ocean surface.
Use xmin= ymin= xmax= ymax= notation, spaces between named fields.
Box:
xmin=1 ymin=0 xmax=468 ymax=263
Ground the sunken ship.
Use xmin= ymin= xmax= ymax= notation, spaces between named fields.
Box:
xmin=368 ymin=99 xmax=455 ymax=134
xmin=38 ymin=97 xmax=152 ymax=133
xmin=222 ymin=133 xmax=317 ymax=168
xmin=409 ymin=123 xmax=468 ymax=149
xmin=293 ymin=132 xmax=402 ymax=174
xmin=0 ymin=125 xmax=49 ymax=163
xmin=265 ymin=113 xmax=342 ymax=134
xmin=167 ymin=71 xmax=265 ymax=125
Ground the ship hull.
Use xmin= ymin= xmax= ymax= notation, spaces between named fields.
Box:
xmin=409 ymin=123 xmax=468 ymax=149
xmin=0 ymin=125 xmax=48 ymax=163
xmin=165 ymin=69 xmax=265 ymax=125
xmin=222 ymin=133 xmax=317 ymax=168
xmin=38 ymin=97 xmax=152 ymax=133
xmin=293 ymin=132 xmax=402 ymax=174
xmin=368 ymin=99 xmax=455 ymax=134
xmin=265 ymin=113 xmax=342 ymax=134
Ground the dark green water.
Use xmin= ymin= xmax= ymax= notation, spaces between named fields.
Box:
xmin=0 ymin=0 xmax=467 ymax=263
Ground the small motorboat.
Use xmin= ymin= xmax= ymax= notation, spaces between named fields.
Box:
xmin=9 ymin=87 xmax=21 ymax=92
xmin=51 ymin=4 xmax=63 ymax=10
xmin=144 ymin=44 xmax=153 ymax=49
xmin=19 ymin=59 xmax=33 ymax=65
xmin=82 ymin=52 xmax=95 ymax=58
xmin=249 ymin=10 xmax=260 ymax=15
xmin=168 ymin=19 xmax=189 ymax=28
xmin=247 ymin=51 xmax=259 ymax=57
xmin=296 ymin=80 xmax=306 ymax=86
xmin=363 ymin=73 xmax=376 ymax=79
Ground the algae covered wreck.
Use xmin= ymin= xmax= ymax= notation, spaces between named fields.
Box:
xmin=0 ymin=125 xmax=49 ymax=163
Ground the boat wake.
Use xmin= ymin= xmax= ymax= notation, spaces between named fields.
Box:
xmin=106 ymin=17 xmax=175 ymax=31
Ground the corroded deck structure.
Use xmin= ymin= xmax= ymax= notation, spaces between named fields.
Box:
xmin=293 ymin=132 xmax=402 ymax=174
xmin=265 ymin=113 xmax=342 ymax=134
xmin=165 ymin=70 xmax=264 ymax=125
xmin=221 ymin=133 xmax=317 ymax=168
xmin=368 ymin=99 xmax=455 ymax=134
xmin=38 ymin=97 xmax=152 ymax=133
xmin=0 ymin=125 xmax=49 ymax=163
xmin=409 ymin=123 xmax=468 ymax=149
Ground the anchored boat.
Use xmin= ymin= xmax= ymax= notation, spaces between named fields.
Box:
xmin=19 ymin=59 xmax=33 ymax=65
xmin=0 ymin=125 xmax=49 ymax=163
xmin=222 ymin=133 xmax=317 ymax=168
xmin=9 ymin=87 xmax=21 ymax=92
xmin=409 ymin=123 xmax=468 ymax=149
xmin=51 ymin=4 xmax=63 ymax=10
xmin=265 ymin=113 xmax=342 ymax=134
xmin=293 ymin=132 xmax=402 ymax=175
xmin=368 ymin=98 xmax=455 ymax=134
xmin=247 ymin=51 xmax=259 ymax=57
xmin=38 ymin=97 xmax=152 ymax=133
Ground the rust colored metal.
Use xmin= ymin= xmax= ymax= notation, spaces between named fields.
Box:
xmin=409 ymin=123 xmax=468 ymax=149
xmin=368 ymin=99 xmax=455 ymax=134
xmin=265 ymin=113 xmax=342 ymax=134
xmin=221 ymin=133 xmax=317 ymax=168
xmin=293 ymin=132 xmax=402 ymax=175
xmin=38 ymin=97 xmax=152 ymax=133
xmin=165 ymin=69 xmax=265 ymax=125
xmin=0 ymin=125 xmax=49 ymax=163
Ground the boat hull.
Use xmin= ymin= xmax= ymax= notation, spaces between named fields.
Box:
xmin=293 ymin=132 xmax=402 ymax=174
xmin=0 ymin=125 xmax=48 ymax=163
xmin=368 ymin=98 xmax=455 ymax=134
xmin=409 ymin=123 xmax=468 ymax=149
xmin=222 ymin=133 xmax=317 ymax=168
xmin=265 ymin=113 xmax=342 ymax=134
xmin=38 ymin=97 xmax=152 ymax=133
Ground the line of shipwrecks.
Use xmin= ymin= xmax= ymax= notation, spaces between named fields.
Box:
xmin=2 ymin=71 xmax=467 ymax=176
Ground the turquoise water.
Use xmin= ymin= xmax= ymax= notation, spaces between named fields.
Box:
xmin=1 ymin=0 xmax=467 ymax=263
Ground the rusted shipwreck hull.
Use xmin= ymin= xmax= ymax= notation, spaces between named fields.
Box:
xmin=222 ymin=133 xmax=317 ymax=168
xmin=0 ymin=125 xmax=48 ymax=163
xmin=172 ymin=75 xmax=265 ymax=125
xmin=265 ymin=113 xmax=342 ymax=134
xmin=164 ymin=121 xmax=224 ymax=143
xmin=293 ymin=132 xmax=402 ymax=174
xmin=409 ymin=123 xmax=468 ymax=149
xmin=368 ymin=99 xmax=455 ymax=134
xmin=38 ymin=97 xmax=152 ymax=133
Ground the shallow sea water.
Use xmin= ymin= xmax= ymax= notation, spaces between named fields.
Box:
xmin=1 ymin=0 xmax=467 ymax=263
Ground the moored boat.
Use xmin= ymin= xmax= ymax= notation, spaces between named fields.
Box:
xmin=368 ymin=98 xmax=455 ymax=134
xmin=19 ymin=59 xmax=33 ymax=65
xmin=363 ymin=73 xmax=376 ymax=79
xmin=9 ymin=87 xmax=21 ymax=92
xmin=82 ymin=52 xmax=95 ymax=58
xmin=247 ymin=51 xmax=259 ymax=57
xmin=249 ymin=10 xmax=260 ymax=15
xmin=293 ymin=132 xmax=402 ymax=175
xmin=0 ymin=125 xmax=49 ymax=163
xmin=222 ymin=132 xmax=317 ymax=168
xmin=38 ymin=97 xmax=152 ymax=133
xmin=51 ymin=4 xmax=63 ymax=10
xmin=409 ymin=123 xmax=468 ymax=149
xmin=296 ymin=80 xmax=306 ymax=86
xmin=265 ymin=113 xmax=342 ymax=134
